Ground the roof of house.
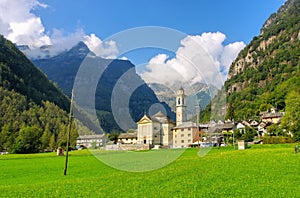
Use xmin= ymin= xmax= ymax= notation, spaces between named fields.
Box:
xmin=77 ymin=134 xmax=105 ymax=140
xmin=207 ymin=122 xmax=234 ymax=133
xmin=118 ymin=132 xmax=137 ymax=139
xmin=173 ymin=121 xmax=197 ymax=129
xmin=261 ymin=112 xmax=283 ymax=119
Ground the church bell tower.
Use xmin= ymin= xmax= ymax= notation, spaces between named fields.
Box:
xmin=176 ymin=87 xmax=187 ymax=126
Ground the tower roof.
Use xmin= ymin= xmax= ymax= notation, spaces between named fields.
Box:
xmin=177 ymin=86 xmax=185 ymax=95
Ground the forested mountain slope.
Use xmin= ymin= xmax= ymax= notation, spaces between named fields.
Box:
xmin=200 ymin=0 xmax=300 ymax=139
xmin=225 ymin=0 xmax=300 ymax=121
xmin=0 ymin=35 xmax=77 ymax=153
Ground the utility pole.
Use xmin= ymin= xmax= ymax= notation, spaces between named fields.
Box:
xmin=64 ymin=89 xmax=74 ymax=175
xmin=195 ymin=103 xmax=200 ymax=148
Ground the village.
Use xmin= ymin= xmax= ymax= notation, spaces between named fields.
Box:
xmin=76 ymin=87 xmax=286 ymax=151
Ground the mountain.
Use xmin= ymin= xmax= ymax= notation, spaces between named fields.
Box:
xmin=0 ymin=35 xmax=78 ymax=153
xmin=148 ymin=82 xmax=219 ymax=112
xmin=32 ymin=42 xmax=91 ymax=97
xmin=0 ymin=35 xmax=70 ymax=110
xmin=32 ymin=42 xmax=175 ymax=132
xmin=201 ymin=0 xmax=300 ymax=124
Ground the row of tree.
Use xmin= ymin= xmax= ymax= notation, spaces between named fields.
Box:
xmin=0 ymin=87 xmax=78 ymax=153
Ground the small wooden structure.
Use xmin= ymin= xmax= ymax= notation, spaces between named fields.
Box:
xmin=57 ymin=147 xmax=64 ymax=156
xmin=238 ymin=140 xmax=246 ymax=150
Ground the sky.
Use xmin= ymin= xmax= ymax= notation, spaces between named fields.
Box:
xmin=0 ymin=0 xmax=286 ymax=88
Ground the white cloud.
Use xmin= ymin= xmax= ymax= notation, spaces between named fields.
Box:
xmin=83 ymin=34 xmax=119 ymax=59
xmin=0 ymin=0 xmax=50 ymax=48
xmin=220 ymin=41 xmax=245 ymax=73
xmin=0 ymin=0 xmax=119 ymax=59
xmin=140 ymin=32 xmax=245 ymax=88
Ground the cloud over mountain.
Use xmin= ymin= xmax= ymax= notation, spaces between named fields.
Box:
xmin=140 ymin=32 xmax=245 ymax=88
xmin=0 ymin=0 xmax=245 ymax=86
xmin=0 ymin=0 xmax=118 ymax=59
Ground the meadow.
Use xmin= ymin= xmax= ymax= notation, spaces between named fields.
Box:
xmin=0 ymin=144 xmax=299 ymax=197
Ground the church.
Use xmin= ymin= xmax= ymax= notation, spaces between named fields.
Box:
xmin=137 ymin=87 xmax=199 ymax=148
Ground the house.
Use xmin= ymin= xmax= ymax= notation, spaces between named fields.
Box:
xmin=237 ymin=123 xmax=245 ymax=132
xmin=258 ymin=122 xmax=268 ymax=136
xmin=221 ymin=122 xmax=234 ymax=133
xmin=261 ymin=107 xmax=283 ymax=124
xmin=76 ymin=134 xmax=106 ymax=148
xmin=118 ymin=132 xmax=137 ymax=144
xmin=250 ymin=120 xmax=259 ymax=127
xmin=205 ymin=120 xmax=234 ymax=134
xmin=172 ymin=122 xmax=199 ymax=148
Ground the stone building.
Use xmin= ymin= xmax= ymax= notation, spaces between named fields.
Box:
xmin=172 ymin=122 xmax=198 ymax=148
xmin=136 ymin=87 xmax=201 ymax=149
xmin=118 ymin=132 xmax=137 ymax=144
xmin=137 ymin=111 xmax=175 ymax=148
xmin=261 ymin=107 xmax=283 ymax=124
xmin=76 ymin=134 xmax=106 ymax=148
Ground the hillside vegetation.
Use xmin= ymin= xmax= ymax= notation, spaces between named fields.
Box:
xmin=201 ymin=0 xmax=300 ymax=139
xmin=225 ymin=0 xmax=300 ymax=120
xmin=0 ymin=36 xmax=78 ymax=153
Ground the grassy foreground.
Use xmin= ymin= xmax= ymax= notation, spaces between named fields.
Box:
xmin=0 ymin=144 xmax=299 ymax=197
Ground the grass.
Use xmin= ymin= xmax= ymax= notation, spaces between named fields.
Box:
xmin=0 ymin=144 xmax=299 ymax=197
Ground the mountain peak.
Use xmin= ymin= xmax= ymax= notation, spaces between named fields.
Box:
xmin=57 ymin=41 xmax=92 ymax=59
xmin=261 ymin=0 xmax=300 ymax=35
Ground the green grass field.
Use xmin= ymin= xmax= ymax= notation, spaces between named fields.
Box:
xmin=1 ymin=144 xmax=299 ymax=197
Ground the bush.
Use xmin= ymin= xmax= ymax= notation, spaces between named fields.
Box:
xmin=262 ymin=136 xmax=294 ymax=144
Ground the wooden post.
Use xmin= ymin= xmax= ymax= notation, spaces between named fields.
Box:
xmin=195 ymin=104 xmax=200 ymax=148
xmin=64 ymin=89 xmax=74 ymax=175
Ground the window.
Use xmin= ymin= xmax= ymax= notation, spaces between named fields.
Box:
xmin=181 ymin=129 xmax=184 ymax=132
xmin=175 ymin=135 xmax=177 ymax=138
xmin=126 ymin=138 xmax=128 ymax=141
xmin=188 ymin=128 xmax=191 ymax=131
xmin=188 ymin=134 xmax=191 ymax=137
xmin=175 ymin=141 xmax=177 ymax=143
xmin=181 ymin=140 xmax=184 ymax=143
xmin=188 ymin=139 xmax=191 ymax=143
xmin=181 ymin=134 xmax=184 ymax=137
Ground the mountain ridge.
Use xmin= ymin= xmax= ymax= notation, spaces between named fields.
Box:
xmin=33 ymin=42 xmax=175 ymax=132
xmin=200 ymin=0 xmax=300 ymax=125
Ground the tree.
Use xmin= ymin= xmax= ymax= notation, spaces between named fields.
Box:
xmin=49 ymin=134 xmax=56 ymax=151
xmin=108 ymin=130 xmax=120 ymax=144
xmin=40 ymin=125 xmax=51 ymax=150
xmin=12 ymin=126 xmax=42 ymax=153
xmin=266 ymin=124 xmax=284 ymax=136
xmin=281 ymin=90 xmax=300 ymax=141
xmin=234 ymin=126 xmax=257 ymax=142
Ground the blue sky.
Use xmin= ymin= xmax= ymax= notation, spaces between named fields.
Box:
xmin=35 ymin=0 xmax=285 ymax=44
xmin=0 ymin=0 xmax=286 ymax=87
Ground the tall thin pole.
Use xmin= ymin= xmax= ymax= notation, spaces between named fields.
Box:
xmin=195 ymin=103 xmax=200 ymax=148
xmin=64 ymin=89 xmax=74 ymax=175
xmin=233 ymin=119 xmax=235 ymax=150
